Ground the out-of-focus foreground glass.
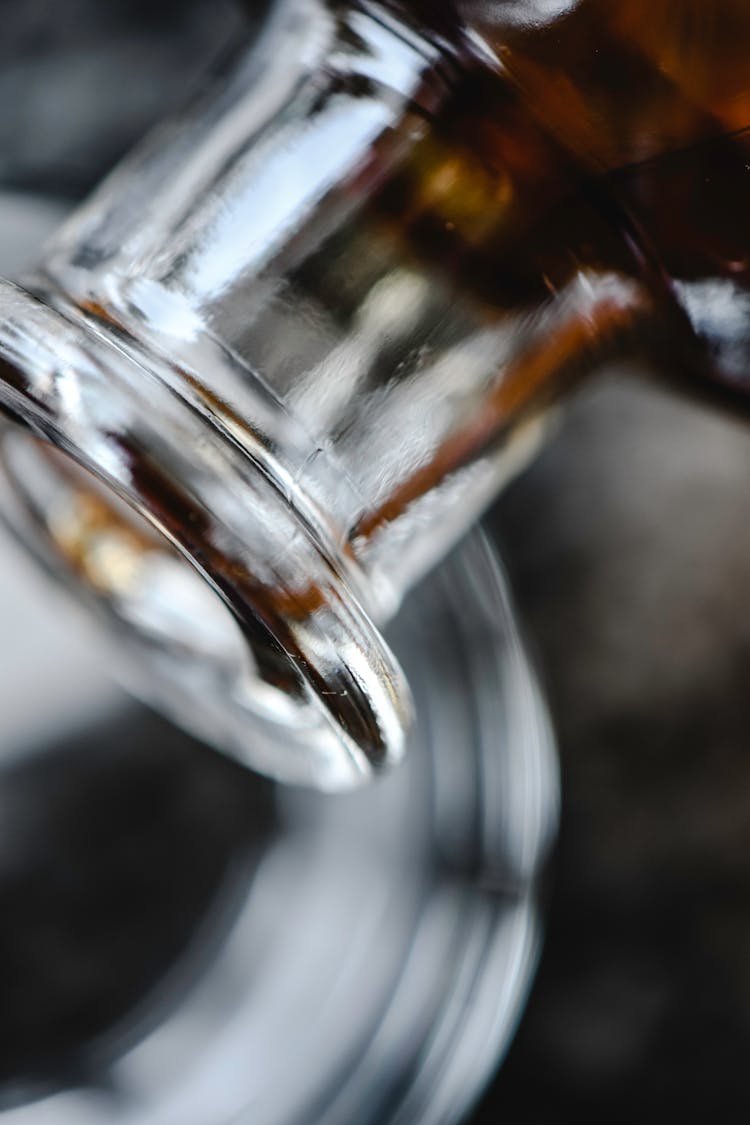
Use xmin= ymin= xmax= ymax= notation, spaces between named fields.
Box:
xmin=0 ymin=192 xmax=556 ymax=1118
xmin=0 ymin=527 xmax=556 ymax=1125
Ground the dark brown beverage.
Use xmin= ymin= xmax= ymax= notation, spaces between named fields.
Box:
xmin=351 ymin=0 xmax=750 ymax=410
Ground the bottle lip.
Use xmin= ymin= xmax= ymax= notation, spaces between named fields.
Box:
xmin=0 ymin=279 xmax=413 ymax=790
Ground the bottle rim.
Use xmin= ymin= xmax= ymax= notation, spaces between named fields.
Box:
xmin=0 ymin=279 xmax=413 ymax=790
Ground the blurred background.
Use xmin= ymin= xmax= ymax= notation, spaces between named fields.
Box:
xmin=2 ymin=1 xmax=750 ymax=1121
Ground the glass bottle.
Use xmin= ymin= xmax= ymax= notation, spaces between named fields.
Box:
xmin=0 ymin=0 xmax=748 ymax=788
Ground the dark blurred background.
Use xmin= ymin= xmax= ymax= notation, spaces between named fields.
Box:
xmin=3 ymin=2 xmax=750 ymax=1121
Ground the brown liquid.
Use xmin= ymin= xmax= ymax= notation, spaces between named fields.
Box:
xmin=358 ymin=0 xmax=750 ymax=402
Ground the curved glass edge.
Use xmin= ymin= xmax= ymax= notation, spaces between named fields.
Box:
xmin=0 ymin=278 xmax=412 ymax=790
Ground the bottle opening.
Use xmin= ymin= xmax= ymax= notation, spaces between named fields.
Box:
xmin=0 ymin=281 xmax=411 ymax=790
xmin=3 ymin=434 xmax=254 ymax=677
xmin=0 ymin=420 xmax=408 ymax=790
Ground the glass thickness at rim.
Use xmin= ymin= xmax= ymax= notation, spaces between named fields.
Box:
xmin=0 ymin=279 xmax=412 ymax=791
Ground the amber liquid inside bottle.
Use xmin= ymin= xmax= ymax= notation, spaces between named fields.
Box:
xmin=351 ymin=0 xmax=750 ymax=445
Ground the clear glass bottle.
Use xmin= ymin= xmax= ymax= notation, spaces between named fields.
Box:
xmin=0 ymin=0 xmax=749 ymax=788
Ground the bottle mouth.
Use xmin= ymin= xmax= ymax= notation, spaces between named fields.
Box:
xmin=0 ymin=280 xmax=412 ymax=790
